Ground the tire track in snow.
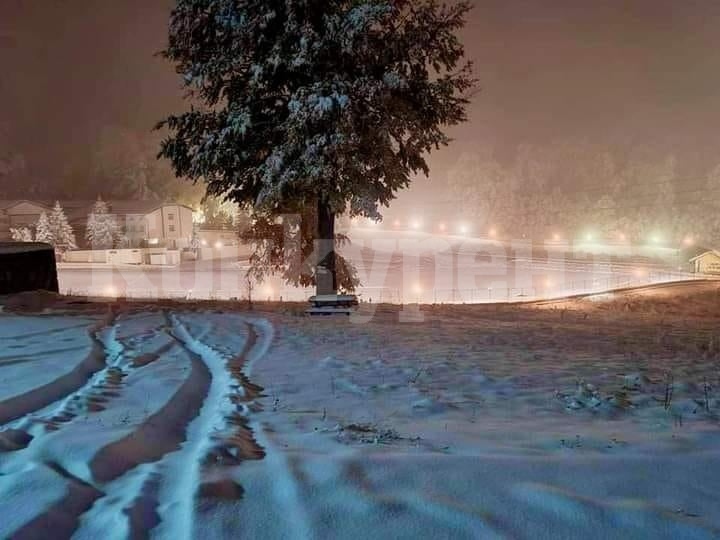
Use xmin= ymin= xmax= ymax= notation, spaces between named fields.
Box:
xmin=0 ymin=311 xmax=115 ymax=427
xmin=0 ymin=319 xmax=97 ymax=342
xmin=0 ymin=311 xmax=172 ymax=443
xmin=10 ymin=462 xmax=105 ymax=540
xmin=74 ymin=312 xmax=249 ymax=540
xmin=232 ymin=316 xmax=314 ymax=540
xmin=187 ymin=316 xmax=314 ymax=540
xmin=2 ymin=311 xmax=274 ymax=540
xmin=0 ymin=312 xmax=179 ymax=539
xmin=194 ymin=320 xmax=267 ymax=504
xmin=89 ymin=315 xmax=213 ymax=483
xmin=147 ymin=314 xmax=277 ymax=540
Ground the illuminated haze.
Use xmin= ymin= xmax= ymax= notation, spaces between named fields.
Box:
xmin=2 ymin=0 xmax=720 ymax=220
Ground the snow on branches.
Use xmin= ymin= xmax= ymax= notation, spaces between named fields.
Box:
xmin=159 ymin=0 xmax=474 ymax=288
xmin=86 ymin=196 xmax=120 ymax=249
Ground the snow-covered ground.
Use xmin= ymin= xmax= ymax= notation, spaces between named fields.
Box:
xmin=2 ymin=282 xmax=720 ymax=538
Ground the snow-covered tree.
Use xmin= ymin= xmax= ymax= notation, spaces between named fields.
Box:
xmin=10 ymin=227 xmax=33 ymax=242
xmin=85 ymin=196 xmax=119 ymax=249
xmin=116 ymin=233 xmax=132 ymax=249
xmin=190 ymin=222 xmax=200 ymax=250
xmin=159 ymin=0 xmax=474 ymax=294
xmin=35 ymin=212 xmax=53 ymax=245
xmin=199 ymin=196 xmax=237 ymax=229
xmin=48 ymin=201 xmax=77 ymax=253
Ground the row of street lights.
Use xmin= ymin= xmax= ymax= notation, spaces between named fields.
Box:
xmin=355 ymin=218 xmax=698 ymax=248
xmin=359 ymin=217 xmax=493 ymax=238
xmin=582 ymin=231 xmax=696 ymax=248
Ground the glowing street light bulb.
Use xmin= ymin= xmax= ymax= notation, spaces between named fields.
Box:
xmin=618 ymin=232 xmax=626 ymax=242
xmin=488 ymin=227 xmax=497 ymax=238
xmin=215 ymin=241 xmax=224 ymax=248
xmin=411 ymin=282 xmax=424 ymax=302
xmin=553 ymin=233 xmax=561 ymax=242
xmin=585 ymin=233 xmax=594 ymax=242
xmin=459 ymin=224 xmax=469 ymax=235
xmin=683 ymin=236 xmax=695 ymax=247
xmin=411 ymin=220 xmax=422 ymax=230
xmin=438 ymin=222 xmax=447 ymax=232
xmin=393 ymin=219 xmax=401 ymax=228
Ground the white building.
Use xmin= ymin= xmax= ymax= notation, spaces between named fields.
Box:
xmin=690 ymin=250 xmax=720 ymax=275
xmin=0 ymin=200 xmax=194 ymax=249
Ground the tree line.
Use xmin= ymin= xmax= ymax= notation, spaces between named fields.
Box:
xmin=448 ymin=142 xmax=720 ymax=246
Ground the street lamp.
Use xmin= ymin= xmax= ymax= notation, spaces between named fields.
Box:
xmin=264 ymin=285 xmax=274 ymax=300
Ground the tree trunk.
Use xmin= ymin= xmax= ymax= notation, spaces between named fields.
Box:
xmin=316 ymin=198 xmax=337 ymax=296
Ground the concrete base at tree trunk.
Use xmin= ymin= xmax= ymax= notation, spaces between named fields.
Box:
xmin=315 ymin=265 xmax=336 ymax=296
xmin=306 ymin=294 xmax=359 ymax=315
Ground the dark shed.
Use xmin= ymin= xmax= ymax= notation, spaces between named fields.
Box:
xmin=0 ymin=243 xmax=59 ymax=295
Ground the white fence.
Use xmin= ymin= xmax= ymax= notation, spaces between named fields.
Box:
xmin=63 ymin=248 xmax=179 ymax=266
xmin=60 ymin=270 xmax=709 ymax=305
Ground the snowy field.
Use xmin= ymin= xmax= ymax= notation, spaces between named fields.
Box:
xmin=2 ymin=282 xmax=720 ymax=538
xmin=58 ymin=229 xmax=694 ymax=304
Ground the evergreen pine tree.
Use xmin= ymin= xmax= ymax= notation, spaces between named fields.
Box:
xmin=35 ymin=211 xmax=54 ymax=245
xmin=85 ymin=196 xmax=119 ymax=249
xmin=48 ymin=201 xmax=77 ymax=253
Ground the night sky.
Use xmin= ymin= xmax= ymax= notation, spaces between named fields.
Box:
xmin=2 ymin=0 xmax=720 ymax=194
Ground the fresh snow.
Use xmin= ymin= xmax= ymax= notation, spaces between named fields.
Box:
xmin=1 ymin=284 xmax=720 ymax=538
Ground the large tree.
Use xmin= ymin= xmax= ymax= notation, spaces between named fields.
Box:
xmin=159 ymin=0 xmax=474 ymax=294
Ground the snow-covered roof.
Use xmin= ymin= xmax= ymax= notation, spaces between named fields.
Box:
xmin=689 ymin=250 xmax=720 ymax=262
xmin=0 ymin=200 xmax=193 ymax=217
xmin=0 ymin=200 xmax=52 ymax=212
xmin=106 ymin=201 xmax=194 ymax=216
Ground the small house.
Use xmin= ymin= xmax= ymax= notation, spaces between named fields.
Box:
xmin=690 ymin=250 xmax=720 ymax=275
